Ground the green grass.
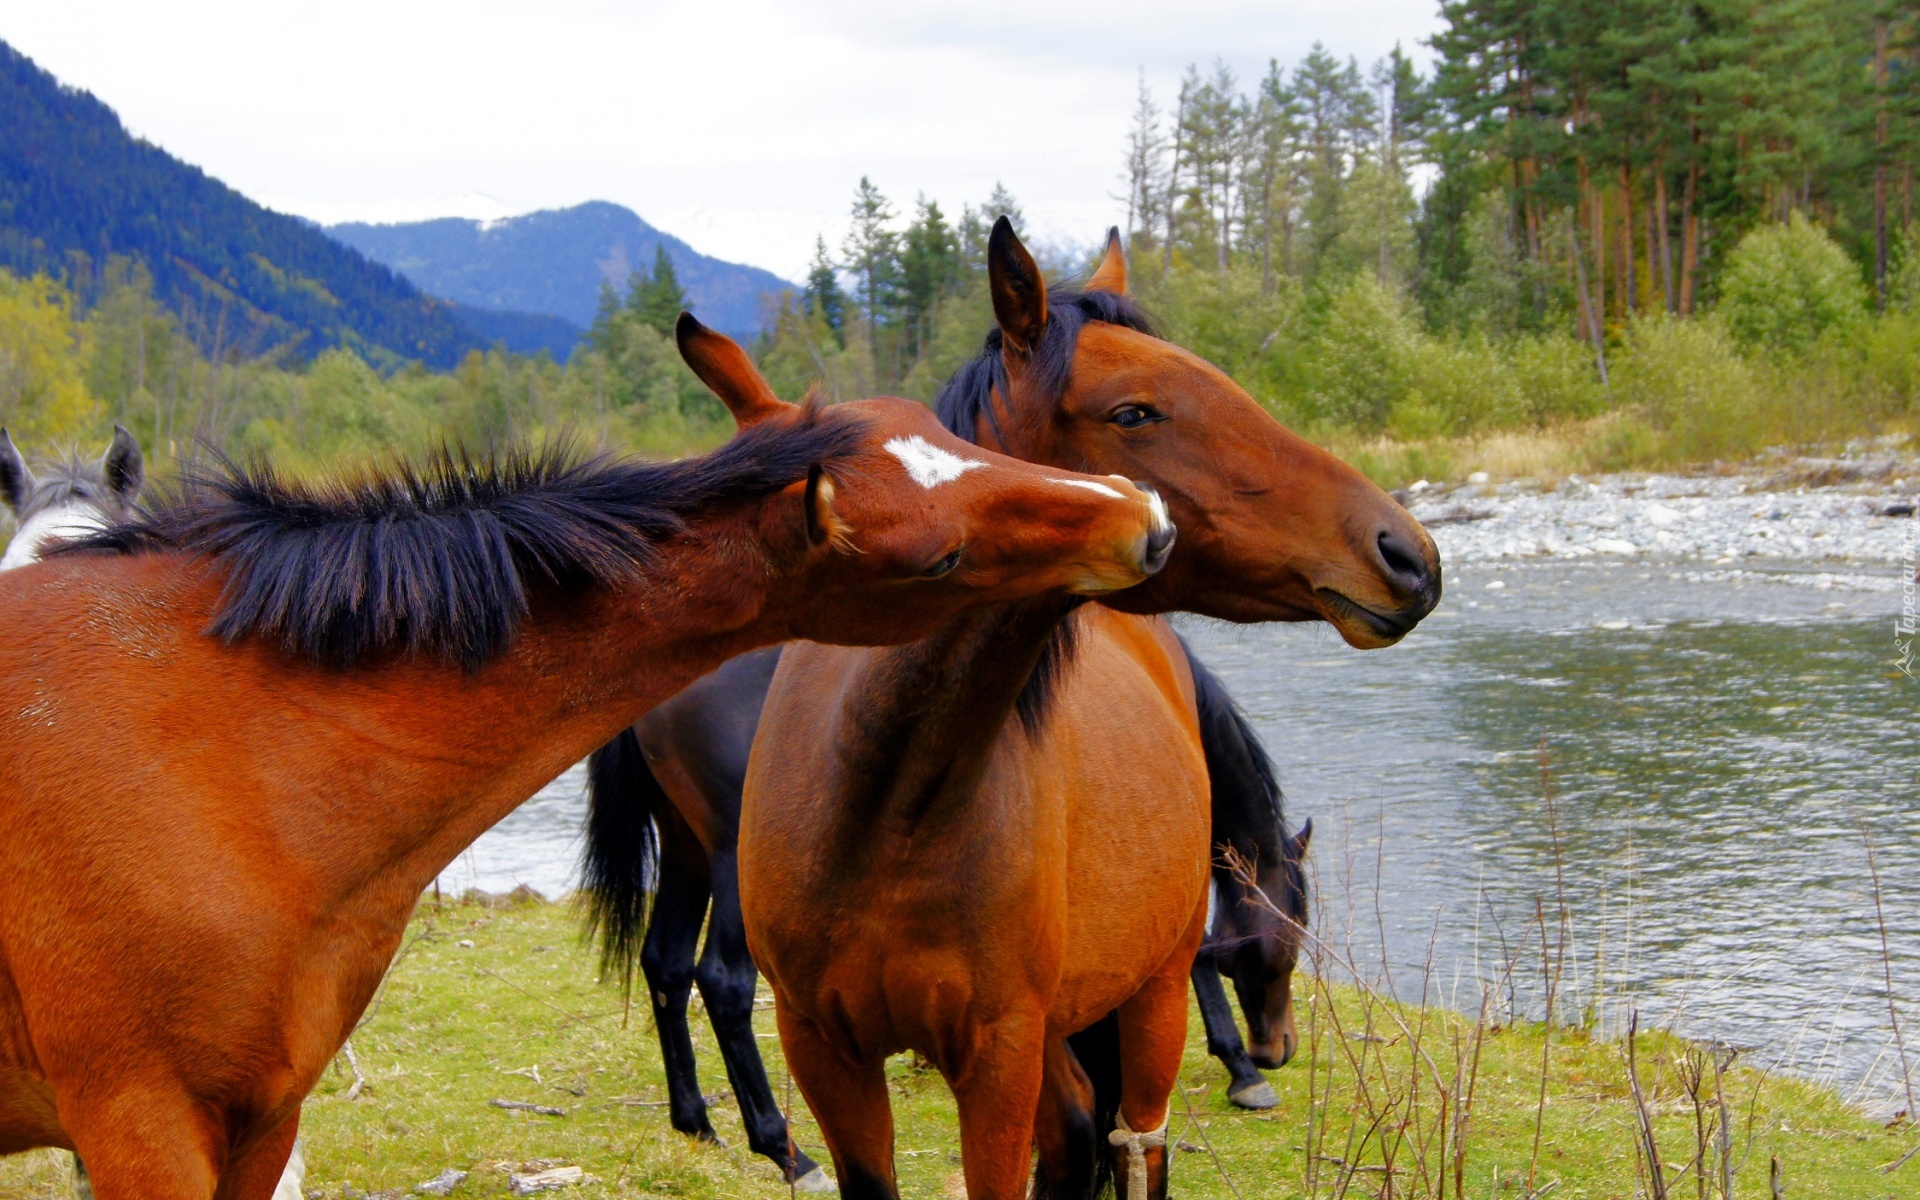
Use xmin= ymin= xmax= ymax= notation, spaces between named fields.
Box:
xmin=1 ymin=896 xmax=1911 ymax=1199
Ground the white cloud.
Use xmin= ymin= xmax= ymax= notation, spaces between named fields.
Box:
xmin=0 ymin=0 xmax=1441 ymax=279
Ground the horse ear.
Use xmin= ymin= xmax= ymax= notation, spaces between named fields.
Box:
xmin=803 ymin=464 xmax=852 ymax=549
xmin=988 ymin=216 xmax=1048 ymax=357
xmin=1288 ymin=818 xmax=1313 ymax=860
xmin=675 ymin=313 xmax=790 ymax=429
xmin=1086 ymin=227 xmax=1129 ymax=295
xmin=0 ymin=429 xmax=32 ymax=516
xmin=102 ymin=425 xmax=144 ymax=504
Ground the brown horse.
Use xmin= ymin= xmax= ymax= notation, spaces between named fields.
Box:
xmin=0 ymin=315 xmax=1172 ymax=1200
xmin=579 ymin=235 xmax=1325 ymax=1189
xmin=735 ymin=223 xmax=1441 ymax=1199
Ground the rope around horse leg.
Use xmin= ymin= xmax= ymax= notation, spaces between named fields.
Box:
xmin=1108 ymin=1110 xmax=1169 ymax=1198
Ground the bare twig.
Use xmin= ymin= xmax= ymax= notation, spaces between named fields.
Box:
xmin=1860 ymin=820 xmax=1916 ymax=1121
xmin=1625 ymin=1012 xmax=1670 ymax=1200
xmin=1712 ymin=1045 xmax=1738 ymax=1199
xmin=1882 ymin=1137 xmax=1920 ymax=1174
xmin=475 ymin=966 xmax=608 ymax=1028
xmin=340 ymin=1039 xmax=367 ymax=1102
xmin=489 ymin=1098 xmax=568 ymax=1117
xmin=1177 ymin=1070 xmax=1248 ymax=1200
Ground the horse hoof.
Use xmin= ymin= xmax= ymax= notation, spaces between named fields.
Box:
xmin=1228 ymin=1080 xmax=1280 ymax=1110
xmin=793 ymin=1166 xmax=837 ymax=1193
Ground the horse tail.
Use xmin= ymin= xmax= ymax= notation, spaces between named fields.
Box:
xmin=579 ymin=725 xmax=661 ymax=994
xmin=1182 ymin=638 xmax=1288 ymax=890
xmin=1034 ymin=1013 xmax=1123 ymax=1200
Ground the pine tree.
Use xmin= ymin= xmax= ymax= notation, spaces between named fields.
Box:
xmin=629 ymin=245 xmax=685 ymax=337
xmin=900 ymin=197 xmax=960 ymax=360
xmin=802 ymin=236 xmax=847 ymax=346
xmin=587 ymin=278 xmax=621 ymax=356
xmin=1245 ymin=59 xmax=1307 ymax=288
xmin=842 ymin=177 xmax=900 ymax=333
xmin=1122 ymin=71 xmax=1167 ymax=257
xmin=984 ymin=182 xmax=1025 ymax=236
xmin=1294 ymin=44 xmax=1380 ymax=275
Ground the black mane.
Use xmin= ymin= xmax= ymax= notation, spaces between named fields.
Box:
xmin=935 ymin=285 xmax=1159 ymax=447
xmin=68 ymin=412 xmax=864 ymax=670
xmin=1185 ymin=641 xmax=1303 ymax=916
xmin=934 ymin=283 xmax=1159 ymax=729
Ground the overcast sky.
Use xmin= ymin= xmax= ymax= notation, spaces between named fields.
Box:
xmin=2 ymin=0 xmax=1443 ymax=280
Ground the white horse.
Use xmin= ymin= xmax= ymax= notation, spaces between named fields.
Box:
xmin=0 ymin=427 xmax=143 ymax=569
xmin=1 ymin=426 xmax=307 ymax=1200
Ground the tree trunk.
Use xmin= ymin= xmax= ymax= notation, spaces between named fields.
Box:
xmin=1569 ymin=212 xmax=1609 ymax=386
xmin=1680 ymin=120 xmax=1701 ymax=316
xmin=1875 ymin=19 xmax=1890 ymax=311
xmin=1619 ymin=161 xmax=1636 ymax=316
xmin=1655 ymin=162 xmax=1674 ymax=314
xmin=1592 ymin=181 xmax=1606 ymax=325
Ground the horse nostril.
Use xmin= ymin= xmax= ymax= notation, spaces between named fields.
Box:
xmin=1375 ymin=529 xmax=1431 ymax=595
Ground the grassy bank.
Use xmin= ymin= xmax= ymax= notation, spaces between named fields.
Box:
xmin=2 ymin=896 xmax=1908 ymax=1199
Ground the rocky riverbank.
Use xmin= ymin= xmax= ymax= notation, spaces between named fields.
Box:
xmin=1401 ymin=455 xmax=1918 ymax=569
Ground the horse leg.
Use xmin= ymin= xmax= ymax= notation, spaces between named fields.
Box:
xmin=640 ymin=817 xmax=717 ymax=1143
xmin=773 ymin=1002 xmax=896 ymax=1200
xmin=211 ymin=1115 xmax=300 ymax=1200
xmin=693 ymin=851 xmax=828 ymax=1190
xmin=949 ymin=1014 xmax=1047 ymax=1200
xmin=1111 ymin=956 xmax=1195 ymax=1200
xmin=62 ymin=1092 xmax=220 ymax=1200
xmin=1191 ymin=955 xmax=1278 ymax=1109
xmin=1031 ymin=1030 xmax=1099 ymax=1200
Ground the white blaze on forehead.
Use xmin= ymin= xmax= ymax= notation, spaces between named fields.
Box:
xmin=884 ymin=435 xmax=986 ymax=489
xmin=1053 ymin=478 xmax=1127 ymax=500
xmin=0 ymin=503 xmax=109 ymax=571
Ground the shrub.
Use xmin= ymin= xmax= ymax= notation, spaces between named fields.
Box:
xmin=1302 ymin=274 xmax=1422 ymax=431
xmin=1144 ymin=261 xmax=1303 ymax=393
xmin=1401 ymin=334 xmax=1522 ymax=436
xmin=1715 ymin=214 xmax=1867 ymax=354
xmin=1510 ymin=333 xmax=1608 ymax=424
xmin=1613 ymin=315 xmax=1766 ymax=462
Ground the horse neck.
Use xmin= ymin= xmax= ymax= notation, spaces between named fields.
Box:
xmin=1204 ymin=721 xmax=1289 ymax=883
xmin=229 ymin=524 xmax=785 ymax=905
xmin=826 ymin=595 xmax=1076 ymax=832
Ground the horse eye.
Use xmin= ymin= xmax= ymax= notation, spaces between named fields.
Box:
xmin=1110 ymin=404 xmax=1162 ymax=429
xmin=922 ymin=547 xmax=964 ymax=578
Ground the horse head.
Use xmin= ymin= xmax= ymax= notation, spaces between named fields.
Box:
xmin=674 ymin=314 xmax=1174 ymax=648
xmin=0 ymin=426 xmax=144 ymax=571
xmin=946 ymin=220 xmax=1440 ymax=646
xmin=1219 ymin=817 xmax=1311 ymax=1068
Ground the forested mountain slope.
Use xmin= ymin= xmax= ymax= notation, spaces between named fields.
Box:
xmin=0 ymin=40 xmax=566 ymax=365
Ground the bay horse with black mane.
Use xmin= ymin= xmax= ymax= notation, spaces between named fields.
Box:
xmin=0 ymin=316 xmax=1173 ymax=1200
xmin=583 ymin=638 xmax=1307 ymax=1186
xmin=585 ymin=223 xmax=1440 ymax=1199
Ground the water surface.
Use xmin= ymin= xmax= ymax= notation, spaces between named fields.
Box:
xmin=448 ymin=558 xmax=1917 ymax=1110
xmin=1181 ymin=558 xmax=1916 ymax=1112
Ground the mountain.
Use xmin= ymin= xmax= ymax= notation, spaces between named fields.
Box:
xmin=328 ymin=203 xmax=795 ymax=339
xmin=0 ymin=40 xmax=566 ymax=367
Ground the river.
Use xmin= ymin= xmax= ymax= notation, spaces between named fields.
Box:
xmin=440 ymin=538 xmax=1917 ymax=1113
